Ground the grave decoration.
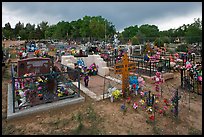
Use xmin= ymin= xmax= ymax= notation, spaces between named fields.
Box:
xmin=138 ymin=77 xmax=145 ymax=90
xmin=57 ymin=82 xmax=75 ymax=97
xmin=120 ymin=103 xmax=127 ymax=112
xmin=129 ymin=75 xmax=139 ymax=95
xmin=111 ymin=89 xmax=122 ymax=102
xmin=88 ymin=63 xmax=98 ymax=76
xmin=34 ymin=49 xmax=41 ymax=57
xmin=185 ymin=61 xmax=192 ymax=70
xmin=152 ymin=71 xmax=164 ymax=92
xmin=133 ymin=102 xmax=138 ymax=110
xmin=114 ymin=53 xmax=136 ymax=97
xmin=129 ymin=76 xmax=145 ymax=95
xmin=77 ymin=58 xmax=86 ymax=68
xmin=144 ymin=53 xmax=150 ymax=62
xmin=76 ymin=58 xmax=87 ymax=76
xmin=14 ymin=71 xmax=77 ymax=110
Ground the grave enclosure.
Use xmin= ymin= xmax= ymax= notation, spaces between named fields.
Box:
xmin=8 ymin=57 xmax=84 ymax=119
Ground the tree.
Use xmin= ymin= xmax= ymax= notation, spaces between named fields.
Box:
xmin=154 ymin=38 xmax=164 ymax=47
xmin=19 ymin=29 xmax=27 ymax=40
xmin=131 ymin=36 xmax=140 ymax=45
xmin=161 ymin=36 xmax=170 ymax=44
xmin=14 ymin=21 xmax=24 ymax=39
xmin=2 ymin=22 xmax=13 ymax=40
xmin=39 ymin=21 xmax=49 ymax=39
xmin=185 ymin=18 xmax=202 ymax=44
xmin=35 ymin=25 xmax=43 ymax=40
xmin=176 ymin=44 xmax=188 ymax=52
xmin=45 ymin=25 xmax=57 ymax=39
xmin=25 ymin=23 xmax=35 ymax=40
xmin=139 ymin=24 xmax=159 ymax=42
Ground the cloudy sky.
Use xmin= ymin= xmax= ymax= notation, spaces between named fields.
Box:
xmin=2 ymin=2 xmax=202 ymax=32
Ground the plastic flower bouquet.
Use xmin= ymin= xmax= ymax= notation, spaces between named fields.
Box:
xmin=112 ymin=90 xmax=121 ymax=100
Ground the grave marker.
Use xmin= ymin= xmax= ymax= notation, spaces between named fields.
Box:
xmin=114 ymin=53 xmax=136 ymax=97
xmin=17 ymin=58 xmax=51 ymax=77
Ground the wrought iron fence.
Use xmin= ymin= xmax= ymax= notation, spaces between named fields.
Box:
xmin=11 ymin=63 xmax=81 ymax=113
xmin=180 ymin=68 xmax=202 ymax=95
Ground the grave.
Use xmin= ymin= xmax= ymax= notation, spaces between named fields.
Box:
xmin=17 ymin=58 xmax=51 ymax=77
xmin=61 ymin=54 xmax=110 ymax=77
xmin=8 ymin=58 xmax=85 ymax=120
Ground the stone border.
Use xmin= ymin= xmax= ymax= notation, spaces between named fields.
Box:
xmin=7 ymin=84 xmax=85 ymax=120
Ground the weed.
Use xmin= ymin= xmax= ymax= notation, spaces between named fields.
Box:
xmin=3 ymin=69 xmax=11 ymax=80
xmin=86 ymin=106 xmax=97 ymax=121
xmin=188 ymin=127 xmax=202 ymax=135
xmin=70 ymin=122 xmax=84 ymax=135
xmin=2 ymin=124 xmax=16 ymax=135
xmin=75 ymin=111 xmax=83 ymax=124
xmin=152 ymin=126 xmax=161 ymax=135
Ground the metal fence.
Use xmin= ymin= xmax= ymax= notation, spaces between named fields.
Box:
xmin=106 ymin=55 xmax=170 ymax=77
xmin=11 ymin=63 xmax=81 ymax=113
xmin=180 ymin=68 xmax=202 ymax=95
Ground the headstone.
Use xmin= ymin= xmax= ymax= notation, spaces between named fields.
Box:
xmin=17 ymin=58 xmax=51 ymax=77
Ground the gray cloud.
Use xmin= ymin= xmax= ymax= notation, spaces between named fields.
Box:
xmin=2 ymin=2 xmax=202 ymax=31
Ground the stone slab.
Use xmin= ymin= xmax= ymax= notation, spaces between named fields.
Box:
xmin=7 ymin=84 xmax=85 ymax=120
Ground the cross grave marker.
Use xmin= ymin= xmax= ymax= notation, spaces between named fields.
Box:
xmin=114 ymin=53 xmax=136 ymax=97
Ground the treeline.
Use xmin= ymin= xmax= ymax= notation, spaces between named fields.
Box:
xmin=119 ymin=18 xmax=202 ymax=45
xmin=2 ymin=16 xmax=202 ymax=45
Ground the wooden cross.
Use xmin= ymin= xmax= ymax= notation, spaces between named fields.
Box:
xmin=114 ymin=53 xmax=136 ymax=97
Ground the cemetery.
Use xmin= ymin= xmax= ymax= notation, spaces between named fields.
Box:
xmin=1 ymin=37 xmax=202 ymax=134
xmin=2 ymin=37 xmax=202 ymax=134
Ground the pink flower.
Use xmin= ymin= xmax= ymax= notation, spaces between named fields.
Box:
xmin=163 ymin=106 xmax=168 ymax=110
xmin=38 ymin=87 xmax=42 ymax=90
xmin=140 ymin=92 xmax=144 ymax=96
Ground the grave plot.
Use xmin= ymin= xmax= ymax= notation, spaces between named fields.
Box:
xmin=8 ymin=57 xmax=84 ymax=119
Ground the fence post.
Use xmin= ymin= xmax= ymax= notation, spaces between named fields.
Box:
xmin=175 ymin=89 xmax=179 ymax=118
xmin=182 ymin=55 xmax=185 ymax=66
xmin=150 ymin=60 xmax=152 ymax=77
xmin=180 ymin=69 xmax=183 ymax=88
xmin=77 ymin=68 xmax=80 ymax=97
xmin=11 ymin=64 xmax=16 ymax=113
xmin=168 ymin=58 xmax=170 ymax=72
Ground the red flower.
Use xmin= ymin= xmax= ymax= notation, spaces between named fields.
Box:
xmin=164 ymin=99 xmax=167 ymax=104
xmin=19 ymin=52 xmax=22 ymax=56
xmin=159 ymin=110 xmax=163 ymax=114
xmin=149 ymin=115 xmax=154 ymax=121
xmin=126 ymin=97 xmax=131 ymax=103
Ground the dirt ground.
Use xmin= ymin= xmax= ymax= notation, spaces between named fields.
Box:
xmin=2 ymin=41 xmax=202 ymax=135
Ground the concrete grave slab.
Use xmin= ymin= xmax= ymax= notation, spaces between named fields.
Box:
xmin=7 ymin=84 xmax=85 ymax=120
